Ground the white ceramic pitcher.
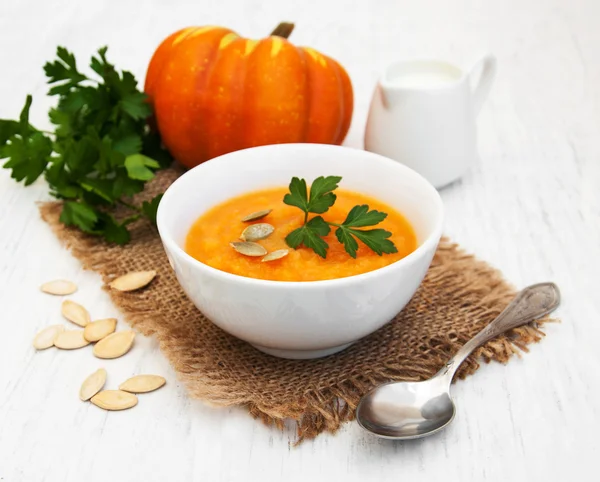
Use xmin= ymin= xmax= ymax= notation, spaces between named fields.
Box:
xmin=364 ymin=55 xmax=497 ymax=188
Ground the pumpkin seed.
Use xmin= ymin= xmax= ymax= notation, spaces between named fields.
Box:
xmin=261 ymin=249 xmax=289 ymax=262
xmin=33 ymin=324 xmax=65 ymax=350
xmin=109 ymin=270 xmax=157 ymax=291
xmin=93 ymin=331 xmax=135 ymax=359
xmin=79 ymin=368 xmax=107 ymax=401
xmin=91 ymin=390 xmax=138 ymax=411
xmin=241 ymin=209 xmax=272 ymax=222
xmin=54 ymin=330 xmax=90 ymax=350
xmin=230 ymin=241 xmax=268 ymax=257
xmin=40 ymin=279 xmax=77 ymax=296
xmin=119 ymin=375 xmax=166 ymax=394
xmin=61 ymin=300 xmax=90 ymax=327
xmin=84 ymin=318 xmax=117 ymax=342
xmin=240 ymin=223 xmax=274 ymax=242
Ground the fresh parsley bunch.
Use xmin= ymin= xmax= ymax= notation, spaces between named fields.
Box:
xmin=0 ymin=46 xmax=172 ymax=244
xmin=283 ymin=176 xmax=398 ymax=258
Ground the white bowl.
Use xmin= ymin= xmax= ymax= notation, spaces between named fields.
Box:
xmin=157 ymin=144 xmax=443 ymax=359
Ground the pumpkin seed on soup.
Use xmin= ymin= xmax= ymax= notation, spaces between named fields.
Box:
xmin=230 ymin=241 xmax=267 ymax=257
xmin=262 ymin=249 xmax=289 ymax=262
xmin=240 ymin=223 xmax=274 ymax=242
xmin=241 ymin=209 xmax=272 ymax=222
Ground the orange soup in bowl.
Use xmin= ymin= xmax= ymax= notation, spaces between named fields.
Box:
xmin=185 ymin=187 xmax=417 ymax=281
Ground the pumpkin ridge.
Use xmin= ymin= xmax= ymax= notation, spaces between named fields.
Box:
xmin=201 ymin=31 xmax=233 ymax=88
xmin=176 ymin=28 xmax=232 ymax=164
xmin=233 ymin=39 xmax=250 ymax=155
xmin=238 ymin=38 xmax=256 ymax=150
xmin=212 ymin=37 xmax=249 ymax=158
xmin=145 ymin=28 xmax=188 ymax=99
xmin=196 ymin=31 xmax=238 ymax=160
xmin=328 ymin=59 xmax=346 ymax=144
xmin=296 ymin=47 xmax=312 ymax=142
xmin=334 ymin=59 xmax=353 ymax=144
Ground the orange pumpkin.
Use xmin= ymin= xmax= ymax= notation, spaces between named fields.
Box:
xmin=145 ymin=23 xmax=353 ymax=168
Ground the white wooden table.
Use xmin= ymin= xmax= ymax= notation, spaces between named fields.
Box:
xmin=1 ymin=0 xmax=599 ymax=480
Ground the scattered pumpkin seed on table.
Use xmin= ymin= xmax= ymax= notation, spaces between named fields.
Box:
xmin=240 ymin=223 xmax=274 ymax=242
xmin=79 ymin=368 xmax=107 ymax=401
xmin=84 ymin=318 xmax=117 ymax=342
xmin=262 ymin=249 xmax=289 ymax=262
xmin=109 ymin=270 xmax=157 ymax=291
xmin=54 ymin=330 xmax=90 ymax=350
xmin=61 ymin=300 xmax=90 ymax=327
xmin=230 ymin=241 xmax=268 ymax=257
xmin=33 ymin=273 xmax=164 ymax=410
xmin=241 ymin=209 xmax=272 ymax=222
xmin=40 ymin=279 xmax=77 ymax=296
xmin=33 ymin=325 xmax=65 ymax=350
xmin=91 ymin=390 xmax=138 ymax=411
xmin=93 ymin=331 xmax=135 ymax=359
xmin=119 ymin=375 xmax=166 ymax=394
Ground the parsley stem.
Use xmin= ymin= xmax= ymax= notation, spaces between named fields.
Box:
xmin=117 ymin=199 xmax=142 ymax=213
xmin=122 ymin=214 xmax=141 ymax=225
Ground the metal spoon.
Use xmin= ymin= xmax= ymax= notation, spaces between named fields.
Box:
xmin=356 ymin=282 xmax=560 ymax=440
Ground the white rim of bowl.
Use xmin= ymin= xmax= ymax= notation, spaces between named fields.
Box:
xmin=157 ymin=144 xmax=444 ymax=289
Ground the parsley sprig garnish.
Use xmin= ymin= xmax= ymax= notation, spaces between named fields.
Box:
xmin=283 ymin=176 xmax=398 ymax=258
xmin=0 ymin=46 xmax=171 ymax=244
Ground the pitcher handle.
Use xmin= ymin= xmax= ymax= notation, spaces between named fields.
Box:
xmin=469 ymin=54 xmax=497 ymax=116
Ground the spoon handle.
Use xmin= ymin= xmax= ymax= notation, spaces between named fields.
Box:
xmin=438 ymin=282 xmax=561 ymax=380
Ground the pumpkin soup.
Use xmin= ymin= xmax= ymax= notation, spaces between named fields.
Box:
xmin=185 ymin=187 xmax=417 ymax=281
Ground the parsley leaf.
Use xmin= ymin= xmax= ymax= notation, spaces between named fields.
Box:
xmin=125 ymin=154 xmax=160 ymax=181
xmin=343 ymin=228 xmax=397 ymax=257
xmin=1 ymin=46 xmax=172 ymax=244
xmin=2 ymin=132 xmax=53 ymax=185
xmin=283 ymin=177 xmax=308 ymax=213
xmin=60 ymin=201 xmax=99 ymax=232
xmin=97 ymin=212 xmax=131 ymax=245
xmin=19 ymin=94 xmax=33 ymax=132
xmin=120 ymin=91 xmax=152 ymax=120
xmin=285 ymin=216 xmax=331 ymax=259
xmin=1 ymin=95 xmax=53 ymax=185
xmin=339 ymin=204 xmax=388 ymax=228
xmin=283 ymin=177 xmax=398 ymax=259
xmin=307 ymin=175 xmax=341 ymax=213
xmin=333 ymin=205 xmax=397 ymax=258
xmin=0 ymin=120 xmax=21 ymax=147
xmin=44 ymin=46 xmax=88 ymax=95
xmin=112 ymin=133 xmax=142 ymax=156
xmin=141 ymin=194 xmax=163 ymax=226
xmin=283 ymin=175 xmax=342 ymax=218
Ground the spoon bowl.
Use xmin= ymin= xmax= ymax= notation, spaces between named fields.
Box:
xmin=356 ymin=282 xmax=561 ymax=440
xmin=357 ymin=378 xmax=455 ymax=439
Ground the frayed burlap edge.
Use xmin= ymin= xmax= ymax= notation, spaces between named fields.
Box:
xmin=39 ymin=201 xmax=555 ymax=443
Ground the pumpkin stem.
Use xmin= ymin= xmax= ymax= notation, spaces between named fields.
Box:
xmin=270 ymin=22 xmax=295 ymax=39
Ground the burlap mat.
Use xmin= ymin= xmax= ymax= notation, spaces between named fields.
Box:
xmin=39 ymin=168 xmax=550 ymax=442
